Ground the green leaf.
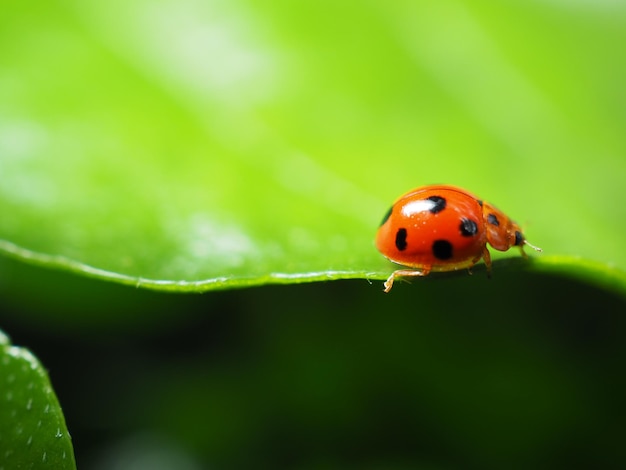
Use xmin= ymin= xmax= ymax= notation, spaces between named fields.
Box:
xmin=0 ymin=332 xmax=76 ymax=469
xmin=1 ymin=1 xmax=625 ymax=293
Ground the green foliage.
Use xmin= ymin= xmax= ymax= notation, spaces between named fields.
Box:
xmin=0 ymin=332 xmax=76 ymax=469
xmin=1 ymin=0 xmax=625 ymax=293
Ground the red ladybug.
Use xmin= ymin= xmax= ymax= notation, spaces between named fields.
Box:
xmin=376 ymin=185 xmax=541 ymax=292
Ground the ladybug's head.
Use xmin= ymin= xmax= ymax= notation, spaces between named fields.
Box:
xmin=482 ymin=202 xmax=542 ymax=255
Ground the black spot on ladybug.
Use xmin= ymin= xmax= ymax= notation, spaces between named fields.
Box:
xmin=477 ymin=199 xmax=483 ymax=207
xmin=395 ymin=228 xmax=408 ymax=251
xmin=487 ymin=213 xmax=499 ymax=226
xmin=514 ymin=231 xmax=524 ymax=246
xmin=379 ymin=206 xmax=393 ymax=227
xmin=432 ymin=239 xmax=453 ymax=260
xmin=459 ymin=218 xmax=479 ymax=237
xmin=426 ymin=196 xmax=446 ymax=214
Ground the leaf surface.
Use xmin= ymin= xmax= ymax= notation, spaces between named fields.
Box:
xmin=0 ymin=332 xmax=76 ymax=469
xmin=1 ymin=1 xmax=625 ymax=293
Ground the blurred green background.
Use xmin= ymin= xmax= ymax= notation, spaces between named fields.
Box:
xmin=2 ymin=0 xmax=626 ymax=468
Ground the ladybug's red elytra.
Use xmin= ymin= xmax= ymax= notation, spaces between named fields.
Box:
xmin=375 ymin=185 xmax=541 ymax=292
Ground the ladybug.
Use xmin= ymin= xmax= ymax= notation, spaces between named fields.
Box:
xmin=376 ymin=185 xmax=541 ymax=292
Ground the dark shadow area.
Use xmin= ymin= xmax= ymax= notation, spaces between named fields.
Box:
xmin=1 ymin=256 xmax=625 ymax=469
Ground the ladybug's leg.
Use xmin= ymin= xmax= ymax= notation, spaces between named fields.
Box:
xmin=481 ymin=246 xmax=492 ymax=278
xmin=467 ymin=248 xmax=490 ymax=276
xmin=519 ymin=246 xmax=528 ymax=259
xmin=383 ymin=267 xmax=431 ymax=293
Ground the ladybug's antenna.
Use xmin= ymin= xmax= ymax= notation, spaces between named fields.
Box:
xmin=524 ymin=239 xmax=542 ymax=252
